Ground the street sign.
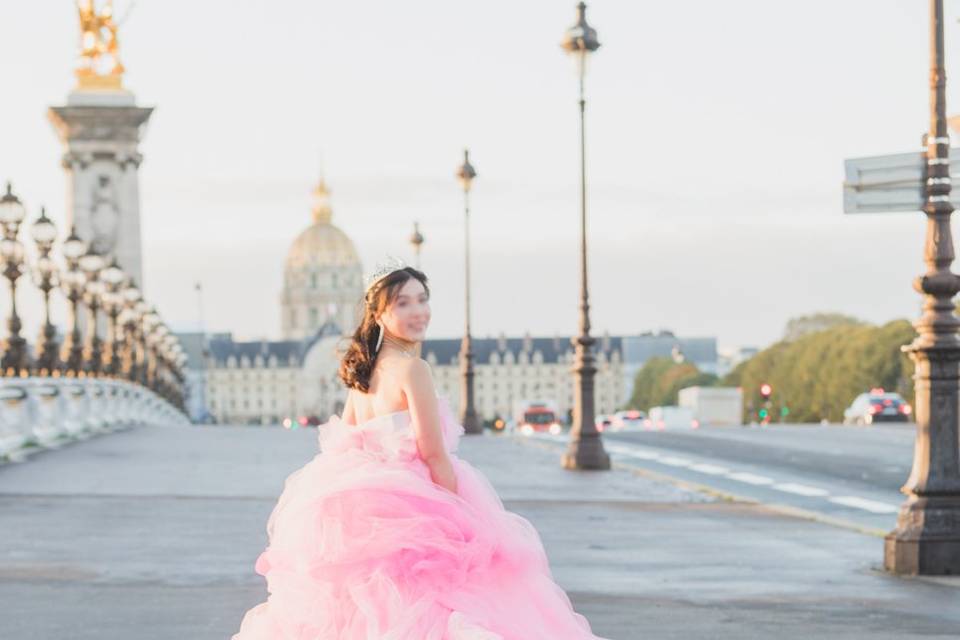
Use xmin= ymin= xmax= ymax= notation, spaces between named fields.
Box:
xmin=843 ymin=148 xmax=960 ymax=213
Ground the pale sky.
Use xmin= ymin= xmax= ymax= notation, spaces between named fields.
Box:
xmin=0 ymin=1 xmax=955 ymax=351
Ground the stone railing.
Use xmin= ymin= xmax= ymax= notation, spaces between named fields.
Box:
xmin=0 ymin=377 xmax=187 ymax=462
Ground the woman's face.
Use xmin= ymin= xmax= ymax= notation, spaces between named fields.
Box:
xmin=379 ymin=277 xmax=431 ymax=343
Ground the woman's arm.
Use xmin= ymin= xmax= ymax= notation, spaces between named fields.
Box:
xmin=341 ymin=391 xmax=357 ymax=426
xmin=402 ymin=359 xmax=458 ymax=494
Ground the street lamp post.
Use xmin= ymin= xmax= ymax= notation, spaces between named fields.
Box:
xmin=456 ymin=149 xmax=482 ymax=434
xmin=100 ymin=258 xmax=126 ymax=377
xmin=0 ymin=183 xmax=31 ymax=376
xmin=409 ymin=221 xmax=424 ymax=269
xmin=884 ymin=0 xmax=960 ymax=575
xmin=79 ymin=247 xmax=106 ymax=376
xmin=141 ymin=307 xmax=161 ymax=389
xmin=30 ymin=207 xmax=60 ymax=375
xmin=560 ymin=2 xmax=609 ymax=470
xmin=119 ymin=279 xmax=142 ymax=381
xmin=60 ymin=227 xmax=87 ymax=376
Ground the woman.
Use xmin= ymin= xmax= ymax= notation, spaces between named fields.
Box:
xmin=233 ymin=260 xmax=607 ymax=639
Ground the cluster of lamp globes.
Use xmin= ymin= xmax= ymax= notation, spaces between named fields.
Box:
xmin=0 ymin=182 xmax=186 ymax=401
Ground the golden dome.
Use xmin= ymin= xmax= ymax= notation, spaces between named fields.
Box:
xmin=284 ymin=179 xmax=361 ymax=271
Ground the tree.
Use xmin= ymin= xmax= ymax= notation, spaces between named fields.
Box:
xmin=629 ymin=357 xmax=718 ymax=411
xmin=782 ymin=312 xmax=863 ymax=343
xmin=722 ymin=319 xmax=915 ymax=422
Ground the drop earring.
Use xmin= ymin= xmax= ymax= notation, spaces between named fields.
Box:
xmin=375 ymin=321 xmax=385 ymax=353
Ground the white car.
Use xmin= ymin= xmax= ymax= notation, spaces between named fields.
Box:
xmin=611 ymin=410 xmax=645 ymax=431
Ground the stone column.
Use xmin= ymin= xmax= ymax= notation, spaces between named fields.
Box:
xmin=48 ymin=89 xmax=153 ymax=291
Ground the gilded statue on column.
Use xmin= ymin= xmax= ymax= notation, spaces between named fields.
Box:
xmin=75 ymin=0 xmax=125 ymax=89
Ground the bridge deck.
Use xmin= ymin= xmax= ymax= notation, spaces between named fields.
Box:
xmin=0 ymin=425 xmax=957 ymax=639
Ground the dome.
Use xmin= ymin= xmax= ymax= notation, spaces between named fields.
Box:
xmin=285 ymin=223 xmax=361 ymax=271
xmin=284 ymin=179 xmax=361 ymax=271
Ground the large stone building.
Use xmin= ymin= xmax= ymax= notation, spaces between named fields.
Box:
xmin=181 ymin=328 xmax=624 ymax=426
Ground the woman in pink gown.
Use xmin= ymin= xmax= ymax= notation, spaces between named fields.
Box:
xmin=233 ymin=262 xmax=607 ymax=639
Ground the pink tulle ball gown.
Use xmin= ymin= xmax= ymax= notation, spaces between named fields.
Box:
xmin=233 ymin=397 xmax=608 ymax=639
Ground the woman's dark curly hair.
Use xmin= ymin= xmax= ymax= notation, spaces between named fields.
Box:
xmin=338 ymin=266 xmax=429 ymax=392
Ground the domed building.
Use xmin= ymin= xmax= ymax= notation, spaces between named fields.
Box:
xmin=281 ymin=179 xmax=363 ymax=340
xmin=181 ymin=176 xmax=637 ymax=426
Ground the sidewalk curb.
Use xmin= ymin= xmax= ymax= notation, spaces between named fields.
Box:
xmin=511 ymin=434 xmax=890 ymax=539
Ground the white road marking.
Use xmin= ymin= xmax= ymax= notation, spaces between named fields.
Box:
xmin=828 ymin=496 xmax=899 ymax=514
xmin=688 ymin=463 xmax=730 ymax=475
xmin=773 ymin=483 xmax=830 ymax=497
xmin=624 ymin=449 xmax=661 ymax=460
xmin=726 ymin=472 xmax=775 ymax=485
xmin=531 ymin=436 xmax=900 ymax=519
xmin=605 ymin=444 xmax=636 ymax=456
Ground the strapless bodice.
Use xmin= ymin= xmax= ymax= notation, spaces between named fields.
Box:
xmin=318 ymin=395 xmax=463 ymax=462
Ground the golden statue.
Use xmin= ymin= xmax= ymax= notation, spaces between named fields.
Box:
xmin=75 ymin=0 xmax=125 ymax=90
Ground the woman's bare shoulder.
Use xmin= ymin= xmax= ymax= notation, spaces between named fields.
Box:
xmin=376 ymin=355 xmax=431 ymax=383
xmin=395 ymin=356 xmax=432 ymax=381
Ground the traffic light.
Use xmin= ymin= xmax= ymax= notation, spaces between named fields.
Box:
xmin=760 ymin=383 xmax=772 ymax=400
xmin=758 ymin=408 xmax=769 ymax=419
xmin=780 ymin=406 xmax=790 ymax=418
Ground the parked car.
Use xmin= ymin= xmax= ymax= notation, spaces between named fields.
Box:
xmin=843 ymin=389 xmax=912 ymax=425
xmin=594 ymin=414 xmax=613 ymax=432
xmin=611 ymin=410 xmax=645 ymax=431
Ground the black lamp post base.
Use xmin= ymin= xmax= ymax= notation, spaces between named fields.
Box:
xmin=885 ymin=494 xmax=960 ymax=575
xmin=561 ymin=435 xmax=611 ymax=470
xmin=461 ymin=409 xmax=482 ymax=435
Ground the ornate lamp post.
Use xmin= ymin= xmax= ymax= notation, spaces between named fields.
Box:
xmin=60 ymin=227 xmax=87 ymax=376
xmin=0 ymin=183 xmax=31 ymax=376
xmin=141 ymin=308 xmax=161 ymax=388
xmin=31 ymin=208 xmax=61 ymax=375
xmin=119 ymin=278 xmax=142 ymax=381
xmin=162 ymin=334 xmax=177 ymax=399
xmin=79 ymin=247 xmax=106 ymax=376
xmin=456 ymin=149 xmax=482 ymax=434
xmin=884 ymin=0 xmax=960 ymax=575
xmin=148 ymin=322 xmax=169 ymax=392
xmin=560 ymin=2 xmax=609 ymax=470
xmin=99 ymin=258 xmax=126 ymax=377
xmin=409 ymin=221 xmax=424 ymax=269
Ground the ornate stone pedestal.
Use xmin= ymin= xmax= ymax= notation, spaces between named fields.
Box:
xmin=47 ymin=88 xmax=152 ymax=289
xmin=885 ymin=495 xmax=960 ymax=575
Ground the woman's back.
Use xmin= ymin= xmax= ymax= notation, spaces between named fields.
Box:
xmin=347 ymin=354 xmax=414 ymax=424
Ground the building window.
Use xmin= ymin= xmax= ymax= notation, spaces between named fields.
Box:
xmin=309 ymin=307 xmax=319 ymax=326
xmin=310 ymin=272 xmax=318 ymax=289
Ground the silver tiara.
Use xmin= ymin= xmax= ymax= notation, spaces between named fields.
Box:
xmin=363 ymin=255 xmax=408 ymax=292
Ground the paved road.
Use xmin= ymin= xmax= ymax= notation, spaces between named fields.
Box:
xmin=537 ymin=422 xmax=916 ymax=533
xmin=3 ymin=423 xmax=958 ymax=640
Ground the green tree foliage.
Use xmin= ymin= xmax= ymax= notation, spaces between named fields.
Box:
xmin=782 ymin=312 xmax=863 ymax=342
xmin=723 ymin=319 xmax=915 ymax=422
xmin=628 ymin=357 xmax=718 ymax=411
